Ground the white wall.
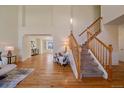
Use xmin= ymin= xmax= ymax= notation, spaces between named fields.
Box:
xmin=18 ymin=6 xmax=70 ymax=61
xmin=101 ymin=5 xmax=124 ymax=24
xmin=18 ymin=5 xmax=99 ymax=61
xmin=119 ymin=24 xmax=124 ymax=62
xmin=36 ymin=38 xmax=41 ymax=54
xmin=0 ymin=6 xmax=18 ymax=55
xmin=22 ymin=36 xmax=31 ymax=60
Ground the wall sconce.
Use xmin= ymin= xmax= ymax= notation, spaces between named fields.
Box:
xmin=5 ymin=46 xmax=14 ymax=57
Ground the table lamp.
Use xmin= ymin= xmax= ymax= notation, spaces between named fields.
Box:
xmin=5 ymin=46 xmax=14 ymax=56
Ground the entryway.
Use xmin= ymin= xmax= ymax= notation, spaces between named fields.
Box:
xmin=23 ymin=34 xmax=53 ymax=59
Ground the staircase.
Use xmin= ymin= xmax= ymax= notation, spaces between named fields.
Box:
xmin=80 ymin=43 xmax=104 ymax=78
xmin=69 ymin=17 xmax=113 ymax=80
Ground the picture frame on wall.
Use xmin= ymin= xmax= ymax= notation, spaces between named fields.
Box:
xmin=46 ymin=40 xmax=53 ymax=50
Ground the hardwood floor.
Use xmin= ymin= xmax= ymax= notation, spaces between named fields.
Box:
xmin=16 ymin=54 xmax=124 ymax=88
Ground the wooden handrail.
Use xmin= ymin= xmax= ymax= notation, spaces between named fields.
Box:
xmin=70 ymin=31 xmax=79 ymax=46
xmin=79 ymin=29 xmax=87 ymax=37
xmin=87 ymin=31 xmax=109 ymax=49
xmin=86 ymin=29 xmax=101 ymax=45
xmin=69 ymin=31 xmax=81 ymax=79
xmin=108 ymin=44 xmax=113 ymax=81
xmin=79 ymin=17 xmax=102 ymax=36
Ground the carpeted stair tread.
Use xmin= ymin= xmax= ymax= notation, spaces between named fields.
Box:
xmin=81 ymin=47 xmax=88 ymax=50
xmin=81 ymin=57 xmax=94 ymax=63
xmin=81 ymin=53 xmax=90 ymax=55
xmin=81 ymin=67 xmax=98 ymax=71
xmin=81 ymin=61 xmax=98 ymax=67
xmin=82 ymin=74 xmax=103 ymax=77
xmin=81 ymin=49 xmax=89 ymax=54
xmin=81 ymin=57 xmax=97 ymax=62
xmin=82 ymin=44 xmax=87 ymax=47
xmin=81 ymin=51 xmax=89 ymax=54
xmin=81 ymin=69 xmax=103 ymax=77
xmin=81 ymin=65 xmax=98 ymax=70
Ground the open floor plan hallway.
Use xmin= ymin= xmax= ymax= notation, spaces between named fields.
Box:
xmin=16 ymin=54 xmax=124 ymax=88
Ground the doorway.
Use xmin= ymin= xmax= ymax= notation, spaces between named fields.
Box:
xmin=23 ymin=34 xmax=53 ymax=59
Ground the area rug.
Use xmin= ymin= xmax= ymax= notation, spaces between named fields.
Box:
xmin=0 ymin=68 xmax=34 ymax=88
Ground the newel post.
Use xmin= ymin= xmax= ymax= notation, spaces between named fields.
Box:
xmin=108 ymin=44 xmax=113 ymax=81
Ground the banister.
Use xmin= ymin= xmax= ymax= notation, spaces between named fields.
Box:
xmin=69 ymin=31 xmax=81 ymax=79
xmin=87 ymin=31 xmax=110 ymax=50
xmin=108 ymin=44 xmax=113 ymax=81
xmin=79 ymin=28 xmax=88 ymax=37
xmin=70 ymin=31 xmax=79 ymax=46
xmin=87 ymin=30 xmax=113 ymax=80
xmin=87 ymin=17 xmax=102 ymax=29
xmin=79 ymin=17 xmax=102 ymax=37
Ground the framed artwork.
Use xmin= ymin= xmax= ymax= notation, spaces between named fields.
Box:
xmin=46 ymin=40 xmax=53 ymax=50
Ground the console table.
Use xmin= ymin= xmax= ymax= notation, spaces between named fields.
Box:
xmin=7 ymin=55 xmax=17 ymax=64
